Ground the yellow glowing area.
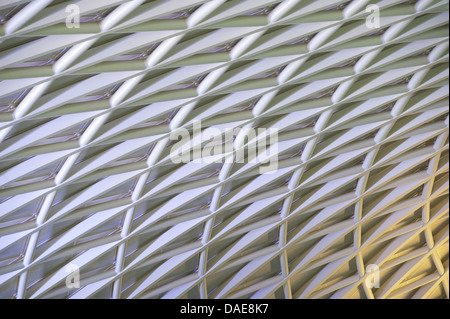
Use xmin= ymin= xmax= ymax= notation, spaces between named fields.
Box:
xmin=0 ymin=0 xmax=448 ymax=299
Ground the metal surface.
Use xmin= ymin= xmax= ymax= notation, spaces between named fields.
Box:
xmin=0 ymin=0 xmax=448 ymax=299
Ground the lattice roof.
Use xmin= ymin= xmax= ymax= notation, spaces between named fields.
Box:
xmin=0 ymin=0 xmax=448 ymax=299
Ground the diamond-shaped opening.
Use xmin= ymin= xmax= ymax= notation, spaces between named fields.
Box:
xmin=242 ymin=3 xmax=279 ymax=16
xmin=320 ymin=204 xmax=355 ymax=231
xmin=315 ymin=231 xmax=355 ymax=264
xmin=34 ymin=215 xmax=91 ymax=258
xmin=399 ymin=12 xmax=448 ymax=38
xmin=71 ymin=82 xmax=123 ymax=104
xmin=74 ymin=213 xmax=125 ymax=246
xmin=205 ymin=244 xmax=242 ymax=283
xmin=388 ymin=112 xmax=448 ymax=138
xmin=312 ymin=127 xmax=378 ymax=157
xmin=8 ymin=47 xmax=70 ymax=68
xmin=188 ymin=94 xmax=249 ymax=121
xmin=430 ymin=195 xmax=448 ymax=222
xmin=214 ymin=201 xmax=283 ymax=242
xmin=275 ymin=114 xmax=319 ymax=135
xmin=100 ymin=144 xmax=155 ymax=171
xmin=0 ymin=3 xmax=27 ymax=24
xmin=0 ymin=88 xmax=31 ymax=115
xmin=2 ymin=117 xmax=58 ymax=143
xmin=139 ymin=253 xmax=200 ymax=299
xmin=404 ymin=87 xmax=447 ymax=112
xmin=178 ymin=28 xmax=216 ymax=45
xmin=123 ymin=227 xmax=170 ymax=264
xmin=0 ymin=36 xmax=45 ymax=55
xmin=286 ymin=237 xmax=322 ymax=269
xmin=155 ymin=4 xmax=201 ymax=20
xmin=0 ymin=235 xmax=28 ymax=270
xmin=401 ymin=254 xmax=437 ymax=282
xmin=310 ymin=258 xmax=358 ymax=298
xmin=49 ymin=180 xmax=97 ymax=211
xmin=165 ymin=73 xmax=207 ymax=91
xmin=105 ymin=106 xmax=175 ymax=129
xmin=289 ymin=181 xmax=319 ymax=208
xmin=88 ymin=283 xmax=115 ymax=299
xmin=0 ymin=196 xmax=43 ymax=230
xmin=286 ymin=206 xmax=324 ymax=238
xmin=177 ymin=163 xmax=223 ymax=185
xmin=143 ymin=162 xmax=183 ymax=186
xmin=78 ymin=6 xmax=119 ymax=23
xmin=323 ymin=1 xmax=350 ymax=11
xmin=81 ymin=177 xmax=138 ymax=208
xmin=2 ymin=159 xmax=64 ymax=190
xmin=87 ymin=33 xmax=133 ymax=51
xmin=107 ymin=42 xmax=161 ymax=62
xmin=210 ymin=207 xmax=243 ymax=239
xmin=319 ymin=179 xmax=358 ymax=204
xmin=42 ymin=74 xmax=92 ymax=96
xmin=365 ymin=101 xmax=395 ymax=115
xmin=201 ymin=39 xmax=241 ymax=54
xmin=219 ymin=175 xmax=255 ymax=204
xmin=235 ymin=227 xmax=280 ymax=261
xmin=431 ymin=171 xmax=449 ymax=196
xmin=33 ymin=120 xmax=91 ymax=147
xmin=290 ymin=269 xmax=319 ymax=298
xmin=0 ymin=276 xmax=18 ymax=299
xmin=130 ymin=191 xmax=212 ymax=233
xmin=76 ymin=144 xmax=121 ymax=169
xmin=360 ymin=210 xmax=397 ymax=244
xmin=65 ymin=146 xmax=147 ymax=183
xmin=246 ymin=65 xmax=286 ymax=81
xmin=246 ymin=173 xmax=291 ymax=199
xmin=120 ymin=261 xmax=162 ymax=297
xmin=229 ymin=255 xmax=281 ymax=297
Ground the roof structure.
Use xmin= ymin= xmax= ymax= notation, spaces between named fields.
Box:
xmin=0 ymin=0 xmax=448 ymax=299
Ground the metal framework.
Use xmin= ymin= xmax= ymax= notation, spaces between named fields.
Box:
xmin=0 ymin=0 xmax=448 ymax=299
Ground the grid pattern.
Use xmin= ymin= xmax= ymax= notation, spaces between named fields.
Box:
xmin=0 ymin=0 xmax=448 ymax=299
